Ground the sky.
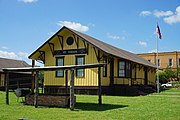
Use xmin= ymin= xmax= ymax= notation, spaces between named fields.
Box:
xmin=0 ymin=0 xmax=180 ymax=65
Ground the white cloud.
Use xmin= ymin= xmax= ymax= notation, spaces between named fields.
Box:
xmin=107 ymin=33 xmax=125 ymax=40
xmin=140 ymin=6 xmax=180 ymax=24
xmin=1 ymin=46 xmax=8 ymax=50
xmin=139 ymin=11 xmax=152 ymax=16
xmin=153 ymin=10 xmax=173 ymax=18
xmin=18 ymin=0 xmax=38 ymax=3
xmin=87 ymin=23 xmax=95 ymax=27
xmin=148 ymin=49 xmax=157 ymax=53
xmin=138 ymin=41 xmax=147 ymax=47
xmin=47 ymin=31 xmax=55 ymax=36
xmin=0 ymin=50 xmax=19 ymax=59
xmin=57 ymin=21 xmax=89 ymax=32
xmin=0 ymin=50 xmax=29 ymax=60
xmin=18 ymin=52 xmax=29 ymax=58
xmin=164 ymin=6 xmax=180 ymax=24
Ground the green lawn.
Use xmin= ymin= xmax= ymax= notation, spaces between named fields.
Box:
xmin=0 ymin=88 xmax=180 ymax=120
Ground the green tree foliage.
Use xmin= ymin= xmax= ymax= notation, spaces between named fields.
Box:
xmin=164 ymin=66 xmax=176 ymax=81
xmin=174 ymin=67 xmax=180 ymax=81
xmin=157 ymin=67 xmax=177 ymax=83
xmin=38 ymin=71 xmax=44 ymax=87
xmin=157 ymin=71 xmax=168 ymax=83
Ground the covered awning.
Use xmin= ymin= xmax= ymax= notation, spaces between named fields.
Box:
xmin=3 ymin=63 xmax=105 ymax=110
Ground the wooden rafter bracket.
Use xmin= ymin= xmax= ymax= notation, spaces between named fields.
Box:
xmin=48 ymin=42 xmax=54 ymax=56
xmin=107 ymin=54 xmax=114 ymax=64
xmin=93 ymin=47 xmax=101 ymax=62
xmin=57 ymin=35 xmax=63 ymax=50
xmin=139 ymin=64 xmax=143 ymax=71
xmin=38 ymin=50 xmax=45 ymax=64
xmin=72 ymin=34 xmax=79 ymax=48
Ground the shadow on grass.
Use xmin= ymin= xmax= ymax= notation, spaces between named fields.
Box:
xmin=75 ymin=102 xmax=128 ymax=111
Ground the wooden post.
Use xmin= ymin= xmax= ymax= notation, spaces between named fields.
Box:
xmin=98 ymin=67 xmax=102 ymax=105
xmin=65 ymin=70 xmax=68 ymax=94
xmin=70 ymin=69 xmax=74 ymax=110
xmin=5 ymin=72 xmax=9 ymax=105
xmin=34 ymin=71 xmax=39 ymax=108
xmin=31 ymin=60 xmax=35 ymax=93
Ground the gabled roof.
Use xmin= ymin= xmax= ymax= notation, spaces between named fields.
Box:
xmin=29 ymin=26 xmax=156 ymax=68
xmin=0 ymin=58 xmax=30 ymax=72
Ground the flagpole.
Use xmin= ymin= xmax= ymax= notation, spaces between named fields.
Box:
xmin=156 ymin=26 xmax=160 ymax=93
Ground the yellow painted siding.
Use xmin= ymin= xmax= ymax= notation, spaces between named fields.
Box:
xmin=30 ymin=28 xmax=156 ymax=87
xmin=0 ymin=73 xmax=5 ymax=86
xmin=44 ymin=32 xmax=100 ymax=87
xmin=148 ymin=70 xmax=156 ymax=85
xmin=101 ymin=62 xmax=110 ymax=86
xmin=136 ymin=66 xmax=145 ymax=84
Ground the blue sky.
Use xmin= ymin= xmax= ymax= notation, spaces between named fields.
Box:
xmin=0 ymin=0 xmax=180 ymax=65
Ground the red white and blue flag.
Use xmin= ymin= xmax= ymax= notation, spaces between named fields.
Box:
xmin=156 ymin=24 xmax=162 ymax=39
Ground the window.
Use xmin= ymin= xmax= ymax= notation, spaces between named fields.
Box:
xmin=103 ymin=58 xmax=107 ymax=77
xmin=118 ymin=61 xmax=125 ymax=77
xmin=148 ymin=59 xmax=151 ymax=62
xmin=158 ymin=59 xmax=160 ymax=67
xmin=76 ymin=56 xmax=85 ymax=77
xmin=179 ymin=58 xmax=180 ymax=66
xmin=126 ymin=62 xmax=131 ymax=78
xmin=56 ymin=57 xmax=64 ymax=77
xmin=118 ymin=60 xmax=131 ymax=78
xmin=168 ymin=58 xmax=173 ymax=67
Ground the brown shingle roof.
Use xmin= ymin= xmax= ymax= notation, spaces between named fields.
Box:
xmin=0 ymin=58 xmax=30 ymax=72
xmin=29 ymin=26 xmax=156 ymax=68
xmin=67 ymin=27 xmax=156 ymax=68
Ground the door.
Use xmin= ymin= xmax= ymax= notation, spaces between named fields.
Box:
xmin=144 ymin=67 xmax=148 ymax=85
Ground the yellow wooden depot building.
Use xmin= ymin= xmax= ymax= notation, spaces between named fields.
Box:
xmin=29 ymin=26 xmax=156 ymax=95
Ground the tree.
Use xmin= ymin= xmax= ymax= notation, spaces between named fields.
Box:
xmin=164 ymin=66 xmax=176 ymax=81
xmin=157 ymin=71 xmax=168 ymax=84
xmin=174 ymin=67 xmax=180 ymax=81
xmin=157 ymin=67 xmax=177 ymax=83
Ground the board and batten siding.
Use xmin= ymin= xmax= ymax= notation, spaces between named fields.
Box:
xmin=29 ymin=27 xmax=156 ymax=87
xmin=0 ymin=73 xmax=5 ymax=87
xmin=43 ymin=31 xmax=104 ymax=87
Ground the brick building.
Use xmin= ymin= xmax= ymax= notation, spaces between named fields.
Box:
xmin=137 ymin=51 xmax=180 ymax=70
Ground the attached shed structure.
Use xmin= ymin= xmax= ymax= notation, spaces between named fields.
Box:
xmin=0 ymin=58 xmax=32 ymax=90
xmin=3 ymin=64 xmax=104 ymax=110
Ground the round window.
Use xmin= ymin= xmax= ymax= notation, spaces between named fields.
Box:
xmin=66 ymin=37 xmax=74 ymax=45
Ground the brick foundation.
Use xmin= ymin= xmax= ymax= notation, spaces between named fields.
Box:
xmin=25 ymin=94 xmax=75 ymax=107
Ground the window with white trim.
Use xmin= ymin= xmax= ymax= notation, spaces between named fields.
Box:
xmin=118 ymin=60 xmax=131 ymax=78
xmin=158 ymin=59 xmax=160 ymax=67
xmin=103 ymin=58 xmax=107 ymax=77
xmin=118 ymin=61 xmax=125 ymax=77
xmin=56 ymin=57 xmax=64 ymax=77
xmin=168 ymin=58 xmax=173 ymax=67
xmin=76 ymin=56 xmax=85 ymax=77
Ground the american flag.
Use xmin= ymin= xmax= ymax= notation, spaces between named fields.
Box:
xmin=156 ymin=24 xmax=162 ymax=39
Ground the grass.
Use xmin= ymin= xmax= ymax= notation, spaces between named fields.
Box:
xmin=0 ymin=88 xmax=180 ymax=120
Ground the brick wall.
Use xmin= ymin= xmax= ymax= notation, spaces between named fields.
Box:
xmin=25 ymin=94 xmax=74 ymax=107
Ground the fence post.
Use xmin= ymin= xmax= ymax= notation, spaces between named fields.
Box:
xmin=70 ymin=69 xmax=74 ymax=110
xmin=5 ymin=72 xmax=9 ymax=105
xmin=34 ymin=71 xmax=39 ymax=108
xmin=98 ymin=66 xmax=102 ymax=105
